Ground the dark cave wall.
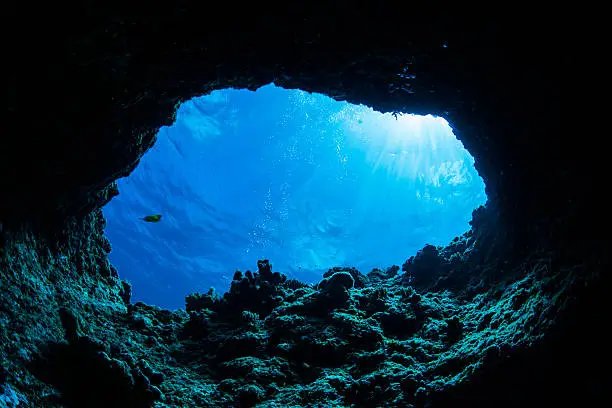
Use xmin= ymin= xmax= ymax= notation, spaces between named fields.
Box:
xmin=4 ymin=2 xmax=590 ymax=258
xmin=0 ymin=210 xmax=133 ymax=405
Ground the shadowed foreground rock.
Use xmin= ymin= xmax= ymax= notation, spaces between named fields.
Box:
xmin=1 ymin=2 xmax=603 ymax=407
xmin=0 ymin=222 xmax=603 ymax=407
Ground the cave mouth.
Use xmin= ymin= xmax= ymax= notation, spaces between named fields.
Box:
xmin=102 ymin=84 xmax=486 ymax=309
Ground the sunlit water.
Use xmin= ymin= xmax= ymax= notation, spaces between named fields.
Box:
xmin=103 ymin=84 xmax=487 ymax=309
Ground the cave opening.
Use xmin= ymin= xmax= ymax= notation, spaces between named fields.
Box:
xmin=1 ymin=6 xmax=601 ymax=407
xmin=102 ymin=84 xmax=486 ymax=309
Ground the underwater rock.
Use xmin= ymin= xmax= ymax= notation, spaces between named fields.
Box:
xmin=185 ymin=287 xmax=221 ymax=312
xmin=58 ymin=307 xmax=82 ymax=343
xmin=402 ymin=244 xmax=446 ymax=288
xmin=444 ymin=316 xmax=463 ymax=344
xmin=367 ymin=264 xmax=400 ymax=283
xmin=220 ymin=259 xmax=288 ymax=319
xmin=119 ymin=280 xmax=132 ymax=305
xmin=318 ymin=270 xmax=355 ymax=292
xmin=284 ymin=278 xmax=311 ymax=290
xmin=322 ymin=266 xmax=368 ymax=288
xmin=29 ymin=335 xmax=163 ymax=408
xmin=1 ymin=220 xmax=604 ymax=407
xmin=0 ymin=384 xmax=27 ymax=407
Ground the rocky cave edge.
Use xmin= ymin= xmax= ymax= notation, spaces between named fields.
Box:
xmin=1 ymin=3 xmax=603 ymax=408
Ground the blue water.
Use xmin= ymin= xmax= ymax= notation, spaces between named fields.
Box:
xmin=102 ymin=84 xmax=487 ymax=309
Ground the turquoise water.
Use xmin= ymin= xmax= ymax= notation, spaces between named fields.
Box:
xmin=102 ymin=84 xmax=486 ymax=309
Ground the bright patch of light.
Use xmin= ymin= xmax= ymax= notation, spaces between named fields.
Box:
xmin=333 ymin=106 xmax=470 ymax=183
xmin=103 ymin=84 xmax=486 ymax=309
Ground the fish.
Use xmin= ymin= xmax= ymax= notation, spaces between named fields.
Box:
xmin=141 ymin=214 xmax=162 ymax=223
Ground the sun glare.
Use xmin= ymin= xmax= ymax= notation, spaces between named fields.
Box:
xmin=338 ymin=109 xmax=461 ymax=180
